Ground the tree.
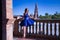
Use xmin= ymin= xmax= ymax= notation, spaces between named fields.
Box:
xmin=54 ymin=11 xmax=58 ymax=16
xmin=45 ymin=13 xmax=48 ymax=16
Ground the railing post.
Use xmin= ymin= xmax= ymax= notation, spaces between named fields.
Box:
xmin=48 ymin=23 xmax=50 ymax=35
xmin=41 ymin=22 xmax=43 ymax=34
xmin=18 ymin=21 xmax=20 ymax=32
xmin=44 ymin=23 xmax=47 ymax=35
xmin=31 ymin=26 xmax=32 ymax=33
xmin=27 ymin=26 xmax=29 ymax=33
xmin=37 ymin=22 xmax=39 ymax=34
xmin=34 ymin=22 xmax=36 ymax=34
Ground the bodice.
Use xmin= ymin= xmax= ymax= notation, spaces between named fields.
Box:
xmin=24 ymin=14 xmax=29 ymax=20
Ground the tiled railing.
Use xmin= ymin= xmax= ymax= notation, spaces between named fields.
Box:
xmin=13 ymin=19 xmax=60 ymax=39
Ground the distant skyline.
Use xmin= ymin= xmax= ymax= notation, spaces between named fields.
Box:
xmin=13 ymin=0 xmax=60 ymax=16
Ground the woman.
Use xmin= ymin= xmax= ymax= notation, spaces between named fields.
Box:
xmin=20 ymin=8 xmax=35 ymax=38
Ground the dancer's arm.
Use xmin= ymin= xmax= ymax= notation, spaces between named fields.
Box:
xmin=29 ymin=16 xmax=37 ymax=20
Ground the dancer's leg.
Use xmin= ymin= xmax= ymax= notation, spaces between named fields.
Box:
xmin=23 ymin=26 xmax=26 ymax=38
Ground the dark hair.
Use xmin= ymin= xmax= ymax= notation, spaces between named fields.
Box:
xmin=25 ymin=8 xmax=28 ymax=13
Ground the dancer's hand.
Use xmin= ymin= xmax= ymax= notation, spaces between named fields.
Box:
xmin=34 ymin=18 xmax=37 ymax=20
xmin=29 ymin=16 xmax=34 ymax=19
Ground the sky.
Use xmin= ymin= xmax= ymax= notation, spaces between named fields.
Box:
xmin=13 ymin=0 xmax=60 ymax=16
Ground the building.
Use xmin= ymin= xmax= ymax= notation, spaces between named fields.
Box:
xmin=34 ymin=3 xmax=38 ymax=19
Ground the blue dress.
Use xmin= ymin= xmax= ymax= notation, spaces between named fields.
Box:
xmin=20 ymin=13 xmax=35 ymax=27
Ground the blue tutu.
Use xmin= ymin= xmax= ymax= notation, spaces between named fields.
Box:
xmin=20 ymin=14 xmax=35 ymax=27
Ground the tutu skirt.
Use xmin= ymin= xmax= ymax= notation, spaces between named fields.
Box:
xmin=20 ymin=15 xmax=35 ymax=27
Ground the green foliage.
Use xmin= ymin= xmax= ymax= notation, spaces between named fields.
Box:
xmin=39 ymin=12 xmax=60 ymax=19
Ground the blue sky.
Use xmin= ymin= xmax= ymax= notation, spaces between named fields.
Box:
xmin=13 ymin=0 xmax=60 ymax=16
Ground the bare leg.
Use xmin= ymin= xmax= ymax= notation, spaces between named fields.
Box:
xmin=23 ymin=26 xmax=26 ymax=38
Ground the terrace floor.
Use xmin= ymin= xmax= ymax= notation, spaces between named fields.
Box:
xmin=13 ymin=37 xmax=48 ymax=40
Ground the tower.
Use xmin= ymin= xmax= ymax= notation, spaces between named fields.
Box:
xmin=34 ymin=3 xmax=38 ymax=18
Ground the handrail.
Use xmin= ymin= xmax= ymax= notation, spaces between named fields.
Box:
xmin=17 ymin=19 xmax=60 ymax=22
